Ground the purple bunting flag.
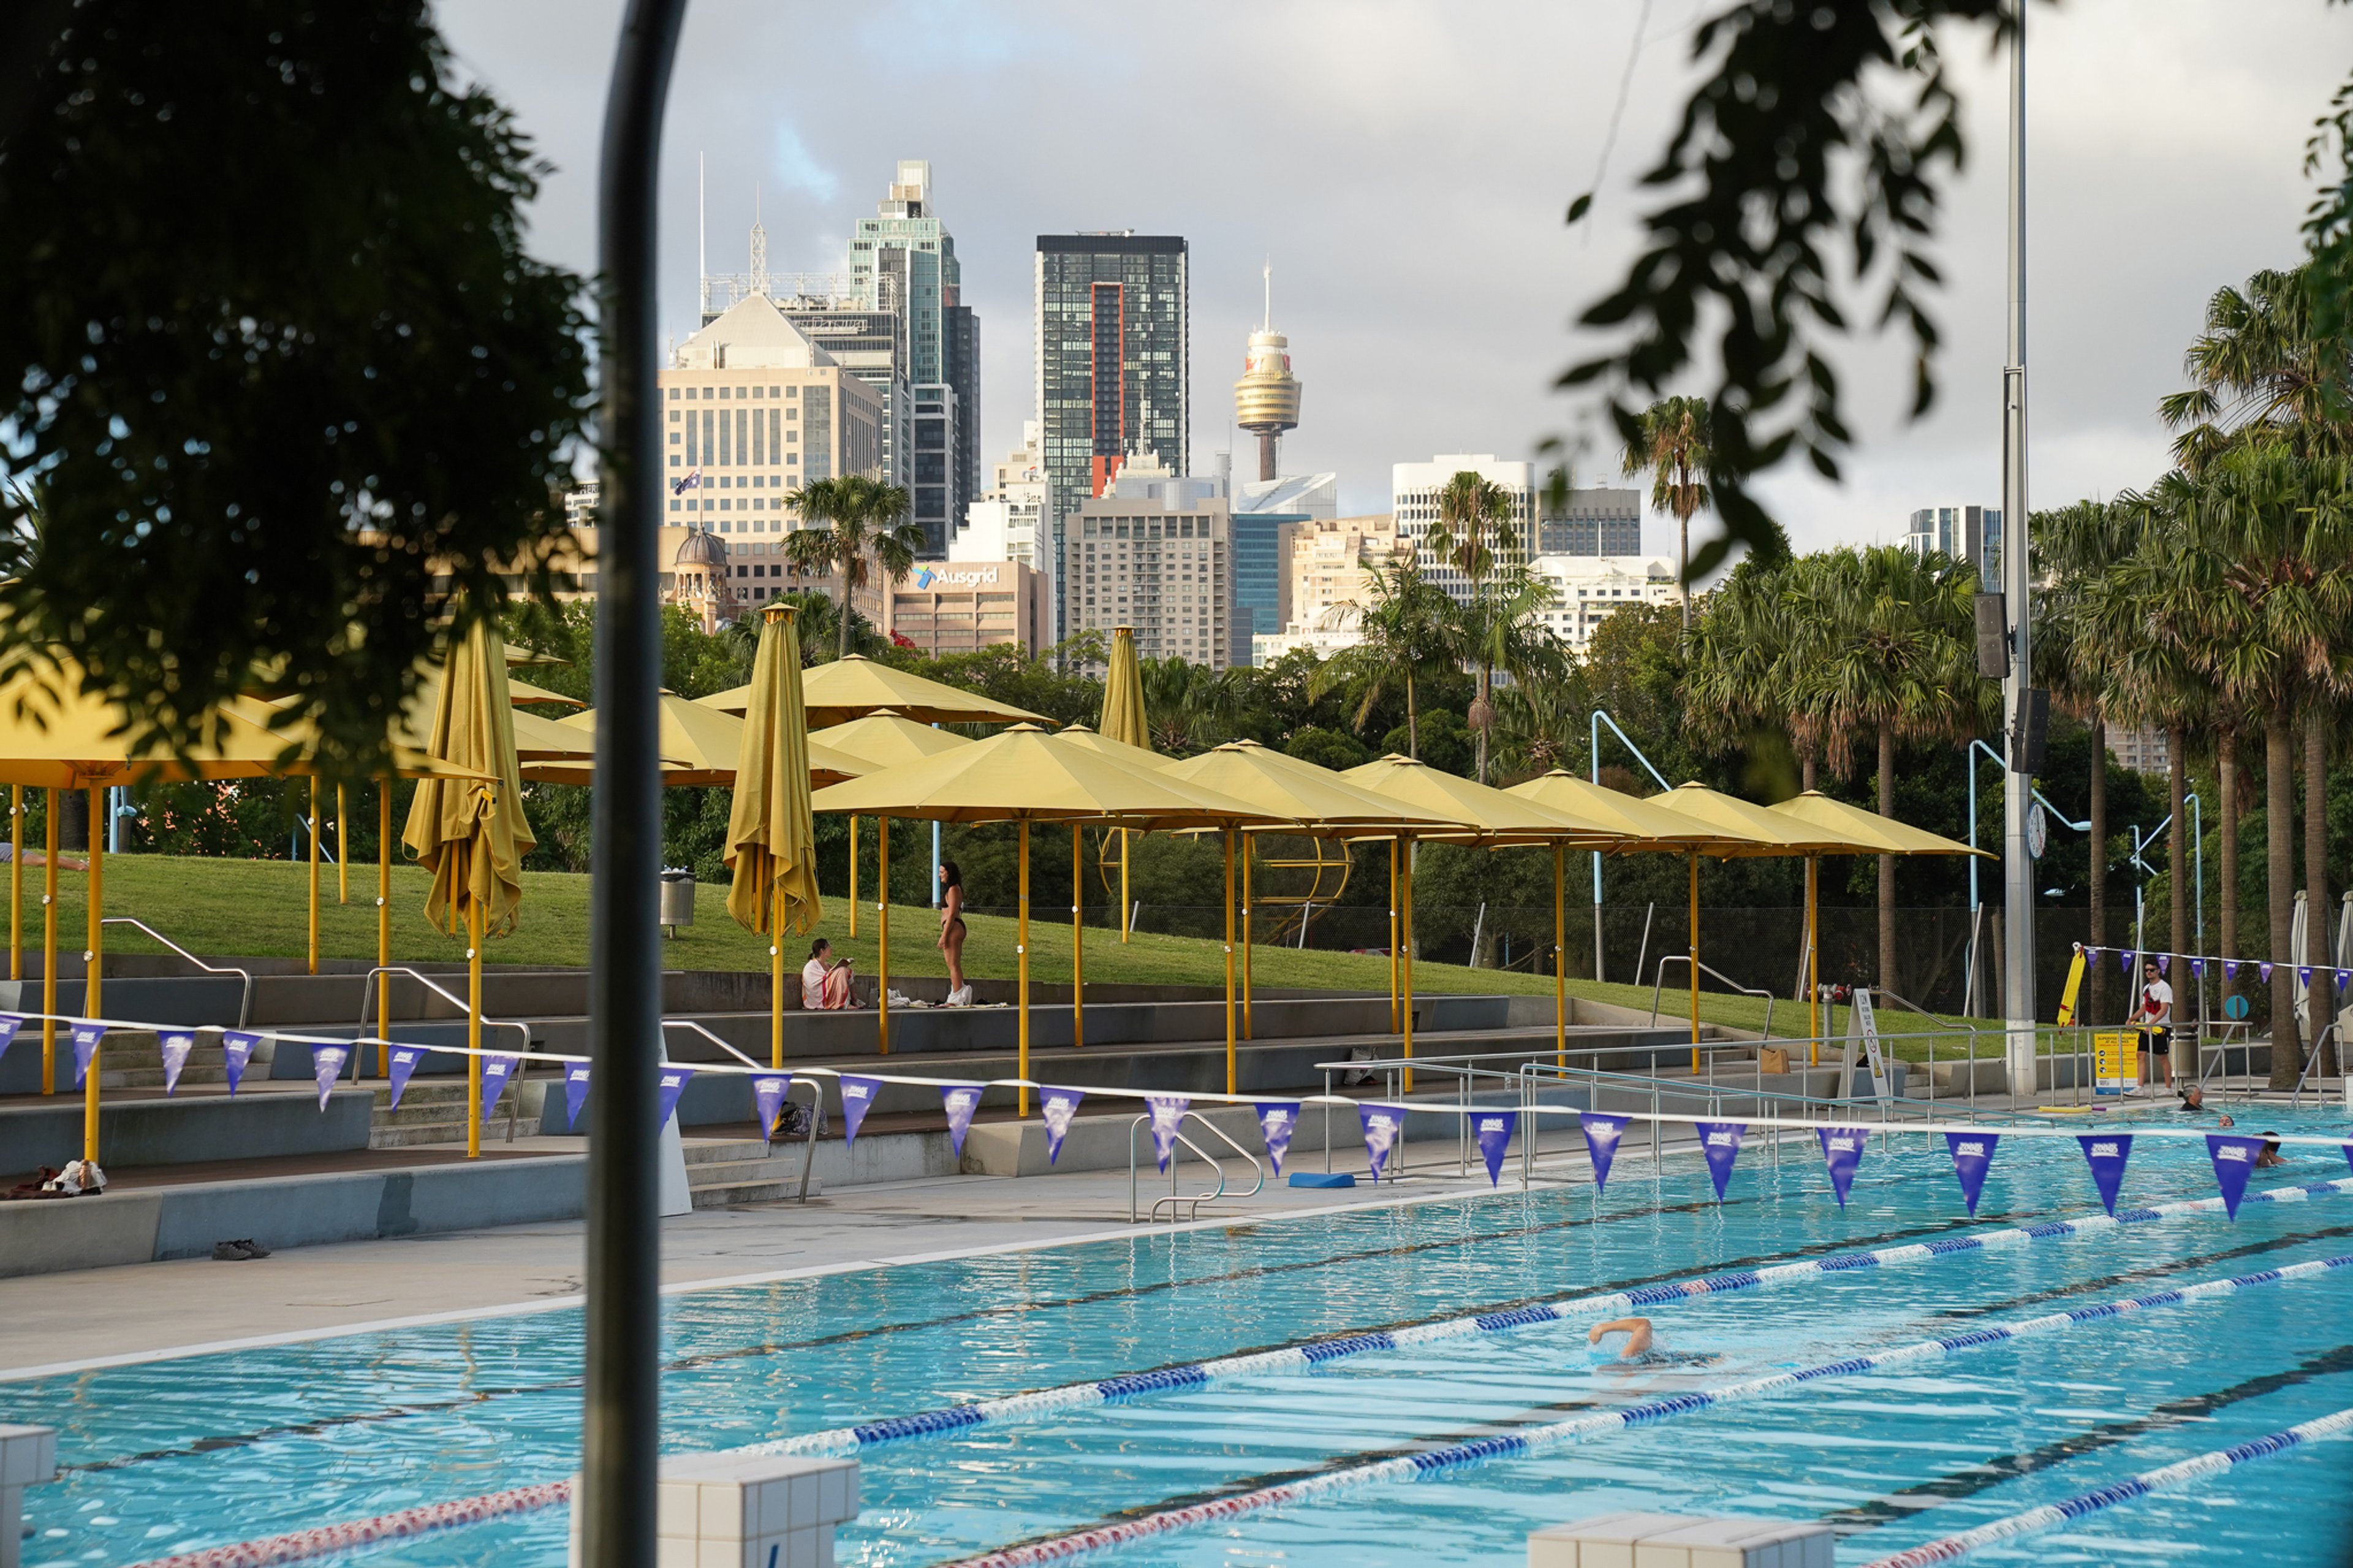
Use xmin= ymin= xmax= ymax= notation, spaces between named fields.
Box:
xmin=387 ymin=1047 xmax=427 ymax=1111
xmin=751 ymin=1073 xmax=793 ymax=1140
xmin=2226 ymin=960 xmax=2241 ymax=982
xmin=942 ymin=1083 xmax=985 ymax=1156
xmin=220 ymin=1030 xmax=261 ymax=1096
xmin=1039 ymin=1087 xmax=1084 ymax=1165
xmin=2120 ymin=950 xmax=2134 ymax=974
xmin=157 ymin=1029 xmax=195 ymax=1097
xmin=2207 ymin=1134 xmax=2267 ymax=1219
xmin=1581 ymin=1112 xmax=1630 ymax=1194
xmin=479 ymin=1053 xmax=521 ymax=1127
xmin=2261 ymin=962 xmax=2275 ymax=983
xmin=2077 ymin=1134 xmax=2132 ymax=1216
xmin=1695 ymin=1121 xmax=1746 ymax=1202
xmin=2343 ymin=1143 xmax=2353 ymax=1178
xmin=2300 ymin=966 xmax=2314 ymax=987
xmin=1360 ymin=1104 xmax=1408 ymax=1180
xmin=0 ymin=1013 xmax=22 ymax=1069
xmin=838 ymin=1074 xmax=882 ymax=1146
xmin=2158 ymin=955 xmax=2170 ymax=975
xmin=561 ymin=1063 xmax=591 ymax=1130
xmin=652 ymin=1064 xmax=694 ymax=1131
xmin=2191 ymin=958 xmax=2206 ymax=979
xmin=1816 ymin=1126 xmax=1866 ymax=1208
xmin=69 ymin=1022 xmax=106 ymax=1088
xmin=311 ymin=1044 xmax=349 ymax=1110
xmin=1946 ymin=1132 xmax=2000 ymax=1216
xmin=1256 ymin=1102 xmax=1300 ymax=1176
xmin=1146 ymin=1094 xmax=1189 ymax=1172
xmin=1472 ymin=1110 xmax=1517 ymax=1187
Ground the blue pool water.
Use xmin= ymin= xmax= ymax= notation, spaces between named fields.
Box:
xmin=10 ymin=1113 xmax=2353 ymax=1567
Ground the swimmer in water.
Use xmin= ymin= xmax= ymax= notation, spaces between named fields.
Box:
xmin=2178 ymin=1084 xmax=2235 ymax=1127
xmin=1587 ymin=1317 xmax=1721 ymax=1368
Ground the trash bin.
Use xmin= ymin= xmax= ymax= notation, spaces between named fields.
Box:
xmin=659 ymin=868 xmax=695 ymax=936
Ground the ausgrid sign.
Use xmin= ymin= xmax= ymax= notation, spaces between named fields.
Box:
xmin=912 ymin=565 xmax=1002 ymax=589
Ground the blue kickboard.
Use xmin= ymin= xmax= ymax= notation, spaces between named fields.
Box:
xmin=1287 ymin=1171 xmax=1357 ymax=1189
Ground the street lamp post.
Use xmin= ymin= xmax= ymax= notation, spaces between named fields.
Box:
xmin=2000 ymin=1 xmax=2038 ymax=1097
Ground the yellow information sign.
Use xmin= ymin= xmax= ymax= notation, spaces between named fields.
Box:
xmin=2092 ymin=1031 xmax=2140 ymax=1096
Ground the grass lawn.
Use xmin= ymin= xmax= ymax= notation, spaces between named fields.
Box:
xmin=6 ymin=854 xmax=2010 ymax=1058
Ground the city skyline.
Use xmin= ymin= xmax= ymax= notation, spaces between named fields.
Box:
xmin=438 ymin=0 xmax=2349 ymax=563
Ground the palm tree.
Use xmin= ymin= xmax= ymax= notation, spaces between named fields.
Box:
xmin=1446 ymin=566 xmax=1566 ymax=784
xmin=1786 ymin=545 xmax=1988 ymax=996
xmin=1682 ymin=555 xmax=1817 ymax=787
xmin=1137 ymin=656 xmax=1240 ymax=756
xmin=779 ymin=474 xmax=921 ymax=660
xmin=1309 ymin=556 xmax=1457 ymax=759
xmin=1622 ymin=396 xmax=1713 ymax=631
xmin=1425 ymin=471 xmax=1523 ymax=781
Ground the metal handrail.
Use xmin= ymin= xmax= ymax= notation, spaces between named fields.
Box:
xmin=665 ymin=1018 xmax=821 ymax=1202
xmin=1129 ymin=1110 xmax=1264 ymax=1223
xmin=660 ymin=1017 xmax=767 ymax=1072
xmin=1648 ymin=953 xmax=1775 ymax=1041
xmin=2290 ymin=1021 xmax=2342 ymax=1107
xmin=1867 ymin=987 xmax=1982 ymax=1104
xmin=357 ymin=966 xmax=534 ymax=1056
xmin=97 ymin=917 xmax=252 ymax=1028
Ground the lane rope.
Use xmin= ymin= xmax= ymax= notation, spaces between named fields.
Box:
xmin=933 ymin=1254 xmax=2353 ymax=1568
xmin=1860 ymin=1404 xmax=2353 ymax=1567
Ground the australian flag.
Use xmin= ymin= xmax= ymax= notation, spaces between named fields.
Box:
xmin=670 ymin=468 xmax=703 ymax=498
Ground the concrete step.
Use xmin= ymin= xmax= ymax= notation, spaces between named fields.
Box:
xmin=683 ymin=1138 xmax=814 ymax=1208
xmin=682 ymin=1138 xmax=771 ymax=1167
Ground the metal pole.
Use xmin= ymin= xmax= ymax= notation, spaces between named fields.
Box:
xmin=8 ymin=784 xmax=18 ymax=982
xmin=1999 ymin=0 xmax=2037 ymax=1097
xmin=1071 ymin=820 xmax=1083 ymax=1052
xmin=308 ymin=776 xmax=320 ymax=975
xmin=377 ymin=781 xmax=391 ymax=1076
xmin=467 ymin=875 xmax=483 ymax=1161
xmin=41 ymin=788 xmax=56 ymax=1094
xmin=1389 ymin=836 xmax=1400 ymax=1033
xmin=1222 ymin=827 xmax=1236 ymax=1094
xmin=83 ymin=784 xmax=103 ymax=1164
xmin=1018 ymin=819 xmax=1031 ymax=1114
xmin=1554 ymin=841 xmax=1566 ymax=1066
xmin=848 ymin=815 xmax=858 ymax=939
xmin=877 ymin=817 xmax=890 ymax=1055
xmin=586 ymin=6 xmax=686 ymax=1565
xmin=337 ymin=782 xmax=349 ymax=905
xmin=1688 ymin=852 xmax=1700 ymax=1072
xmin=1242 ymin=834 xmax=1254 ymax=1040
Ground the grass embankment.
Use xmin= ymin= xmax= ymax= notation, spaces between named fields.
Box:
xmin=6 ymin=855 xmax=2006 ymax=1058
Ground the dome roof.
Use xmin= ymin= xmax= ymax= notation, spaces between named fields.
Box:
xmin=673 ymin=527 xmax=729 ymax=569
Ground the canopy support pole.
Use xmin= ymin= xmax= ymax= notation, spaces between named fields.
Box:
xmin=83 ymin=784 xmax=104 ymax=1164
xmin=41 ymin=789 xmax=56 ymax=1095
xmin=378 ymin=782 xmax=392 ymax=1076
xmin=1807 ymin=856 xmax=1821 ymax=1066
xmin=1120 ymin=830 xmax=1131 ymax=944
xmin=308 ymin=776 xmax=321 ymax=975
xmin=1388 ymin=838 xmax=1400 ymax=1034
xmin=769 ymin=915 xmax=783 ymax=1071
xmin=1688 ymin=851 xmax=1701 ymax=1073
xmin=1071 ymin=822 xmax=1084 ymax=1051
xmin=1401 ymin=839 xmax=1415 ymax=1094
xmin=1223 ymin=828 xmax=1236 ymax=1095
xmin=848 ymin=816 xmax=858 ymax=939
xmin=337 ymin=783 xmax=350 ymax=905
xmin=468 ymin=882 xmax=483 ymax=1160
xmin=1554 ymin=842 xmax=1566 ymax=1067
xmin=877 ymin=818 xmax=890 ymax=1056
xmin=1018 ymin=820 xmax=1031 ymax=1115
xmin=9 ymin=784 xmax=20 ymax=980
xmin=1242 ymin=835 xmax=1254 ymax=1041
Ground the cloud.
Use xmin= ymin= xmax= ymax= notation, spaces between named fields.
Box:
xmin=769 ymin=122 xmax=838 ymax=204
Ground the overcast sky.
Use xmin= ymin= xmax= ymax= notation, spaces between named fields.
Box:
xmin=438 ymin=0 xmax=2349 ymax=564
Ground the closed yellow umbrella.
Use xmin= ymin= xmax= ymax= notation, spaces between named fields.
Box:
xmin=1767 ymin=790 xmax=1989 ymax=1046
xmin=811 ymin=726 xmax=1278 ymax=1105
xmin=1099 ymin=626 xmax=1151 ymax=942
xmin=727 ymin=605 xmax=825 ymax=1069
xmin=401 ymin=616 xmax=535 ymax=1159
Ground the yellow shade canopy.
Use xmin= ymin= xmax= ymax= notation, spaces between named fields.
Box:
xmin=524 ymin=694 xmax=865 ymax=789
xmin=1099 ymin=626 xmax=1150 ymax=750
xmin=504 ymin=676 xmax=586 ymax=709
xmin=1165 ymin=741 xmax=1467 ymax=835
xmin=400 ymin=618 xmax=536 ymax=938
xmin=810 ymin=709 xmax=974 ymax=771
xmin=0 ymin=671 xmax=305 ymax=788
xmin=699 ymin=654 xmax=1046 ymax=728
xmin=1056 ymin=722 xmax=1172 ymax=772
xmin=1766 ymin=789 xmax=1989 ymax=858
xmin=1340 ymin=754 xmax=1627 ymax=845
xmin=1506 ymin=770 xmax=1765 ymax=852
xmin=810 ymin=723 xmax=1279 ymax=828
xmin=1639 ymin=782 xmax=1876 ymax=857
xmin=726 ymin=605 xmax=824 ymax=939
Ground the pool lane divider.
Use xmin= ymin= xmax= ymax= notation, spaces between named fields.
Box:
xmin=741 ymin=1176 xmax=2353 ymax=1460
xmin=1859 ymin=1403 xmax=2353 ymax=1567
xmin=124 ymin=1480 xmax=570 ymax=1568
xmin=936 ymin=1254 xmax=2353 ymax=1568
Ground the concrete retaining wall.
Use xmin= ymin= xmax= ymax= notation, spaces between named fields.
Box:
xmin=0 ymin=1088 xmax=373 ymax=1170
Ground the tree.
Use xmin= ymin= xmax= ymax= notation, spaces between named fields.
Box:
xmin=0 ymin=2 xmax=593 ymax=773
xmin=1682 ymin=555 xmax=1815 ymax=787
xmin=1786 ymin=547 xmax=1988 ymax=996
xmin=1425 ymin=470 xmax=1533 ymax=782
xmin=1309 ymin=557 xmax=1457 ymax=760
xmin=1622 ymin=397 xmax=1713 ymax=629
xmin=1446 ymin=566 xmax=1567 ymax=784
xmin=1138 ymin=656 xmax=1240 ymax=756
xmin=779 ymin=475 xmax=920 ymax=660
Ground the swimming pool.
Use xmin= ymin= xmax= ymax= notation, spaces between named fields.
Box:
xmin=10 ymin=1110 xmax=2353 ymax=1567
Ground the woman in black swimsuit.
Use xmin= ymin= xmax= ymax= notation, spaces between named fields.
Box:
xmin=938 ymin=859 xmax=968 ymax=1004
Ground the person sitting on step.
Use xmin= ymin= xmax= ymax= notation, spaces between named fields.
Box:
xmin=801 ymin=938 xmax=862 ymax=1010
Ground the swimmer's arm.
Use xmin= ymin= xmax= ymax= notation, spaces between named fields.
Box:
xmin=1588 ymin=1317 xmax=1653 ymax=1357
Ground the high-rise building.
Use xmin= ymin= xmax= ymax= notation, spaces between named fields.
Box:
xmin=951 ymin=420 xmax=1054 ymax=618
xmin=1249 ymin=513 xmax=1408 ymax=665
xmin=1066 ymin=454 xmax=1228 ymax=671
xmin=1531 ymin=555 xmax=1679 ymax=655
xmin=1035 ymin=232 xmax=1189 ymax=636
xmin=770 ymin=290 xmax=910 ymax=499
xmin=1392 ymin=454 xmax=1537 ymax=603
xmin=1904 ymin=504 xmax=2003 ymax=580
xmin=1540 ymin=487 xmax=1643 ymax=556
xmin=847 ymin=161 xmax=979 ymax=555
xmin=1230 ymin=472 xmax=1338 ymax=665
xmin=1233 ymin=265 xmax=1301 ymax=483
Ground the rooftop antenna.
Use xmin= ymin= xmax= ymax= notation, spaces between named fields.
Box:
xmin=1262 ymin=257 xmax=1271 ymax=331
xmin=697 ymin=153 xmax=707 ymax=317
xmin=749 ymin=181 xmax=768 ymax=297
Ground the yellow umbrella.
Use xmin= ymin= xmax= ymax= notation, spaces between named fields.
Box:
xmin=1343 ymin=754 xmax=1627 ymax=1085
xmin=523 ymin=695 xmax=865 ymax=789
xmin=1767 ymin=789 xmax=1989 ymax=1045
xmin=698 ymin=653 xmax=1047 ymax=727
xmin=401 ymin=616 xmax=535 ymax=1159
xmin=1098 ymin=626 xmax=1151 ymax=942
xmin=505 ymin=676 xmax=587 ymax=709
xmin=812 ymin=710 xmax=974 ymax=771
xmin=811 ymin=725 xmax=1278 ymax=1105
xmin=726 ymin=605 xmax=825 ymax=1069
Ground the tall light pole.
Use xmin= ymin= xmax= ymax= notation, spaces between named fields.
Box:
xmin=2000 ymin=1 xmax=2037 ymax=1096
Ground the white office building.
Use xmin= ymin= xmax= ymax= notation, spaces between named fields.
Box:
xmin=951 ymin=420 xmax=1054 ymax=620
xmin=1392 ymin=454 xmax=1537 ymax=603
xmin=1532 ymin=554 xmax=1679 ymax=655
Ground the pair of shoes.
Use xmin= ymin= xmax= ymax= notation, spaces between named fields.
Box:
xmin=210 ymin=1238 xmax=271 ymax=1261
xmin=945 ymin=985 xmax=972 ymax=1007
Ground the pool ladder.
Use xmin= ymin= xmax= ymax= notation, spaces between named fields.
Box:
xmin=1128 ymin=1112 xmax=1264 ymax=1223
